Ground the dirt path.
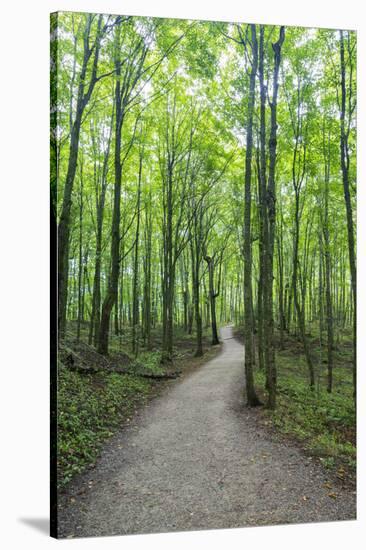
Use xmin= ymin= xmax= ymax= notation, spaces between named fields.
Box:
xmin=58 ymin=326 xmax=356 ymax=538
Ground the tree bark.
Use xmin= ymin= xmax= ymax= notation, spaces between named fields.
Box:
xmin=98 ymin=26 xmax=124 ymax=355
xmin=339 ymin=30 xmax=356 ymax=400
xmin=58 ymin=15 xmax=104 ymax=335
xmin=264 ymin=25 xmax=285 ymax=408
xmin=132 ymin=153 xmax=143 ymax=356
xmin=76 ymin=160 xmax=84 ymax=342
xmin=242 ymin=24 xmax=262 ymax=407
xmin=205 ymin=255 xmax=220 ymax=345
xmin=98 ymin=25 xmax=147 ymax=355
xmin=143 ymin=187 xmax=153 ymax=350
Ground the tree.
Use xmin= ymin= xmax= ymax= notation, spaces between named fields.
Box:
xmin=339 ymin=30 xmax=356 ymax=400
xmin=98 ymin=20 xmax=148 ymax=355
xmin=53 ymin=14 xmax=356 ymax=414
xmin=242 ymin=24 xmax=262 ymax=406
xmin=58 ymin=14 xmax=115 ymax=335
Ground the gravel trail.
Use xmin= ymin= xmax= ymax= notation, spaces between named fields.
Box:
xmin=58 ymin=326 xmax=356 ymax=538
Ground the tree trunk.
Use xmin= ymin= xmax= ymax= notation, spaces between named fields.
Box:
xmin=58 ymin=15 xmax=103 ymax=335
xmin=143 ymin=189 xmax=152 ymax=350
xmin=76 ymin=162 xmax=84 ymax=342
xmin=205 ymin=255 xmax=220 ymax=345
xmin=242 ymin=24 xmax=262 ymax=407
xmin=292 ymin=194 xmax=315 ymax=388
xmin=98 ymin=28 xmax=124 ymax=355
xmin=340 ymin=30 xmax=356 ymax=400
xmin=264 ymin=25 xmax=285 ymax=408
xmin=191 ymin=239 xmax=203 ymax=357
xmin=132 ymin=154 xmax=143 ymax=356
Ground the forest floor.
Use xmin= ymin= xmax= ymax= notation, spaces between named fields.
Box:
xmin=57 ymin=326 xmax=356 ymax=538
xmin=234 ymin=326 xmax=356 ymax=485
xmin=57 ymin=325 xmax=220 ymax=487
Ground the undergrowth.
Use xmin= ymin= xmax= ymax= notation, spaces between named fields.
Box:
xmin=57 ymin=324 xmax=219 ymax=489
xmin=254 ymin=344 xmax=356 ymax=481
xmin=57 ymin=363 xmax=153 ymax=488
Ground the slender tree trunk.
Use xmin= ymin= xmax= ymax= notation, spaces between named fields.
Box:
xmin=319 ymin=235 xmax=324 ymax=347
xmin=276 ymin=209 xmax=286 ymax=349
xmin=132 ymin=154 xmax=143 ymax=356
xmin=321 ymin=123 xmax=334 ymax=392
xmin=242 ymin=24 xmax=262 ymax=407
xmin=76 ymin=163 xmax=84 ymax=342
xmin=258 ymin=26 xmax=271 ymax=397
xmin=191 ymin=235 xmax=203 ymax=357
xmin=98 ymin=29 xmax=124 ymax=355
xmin=324 ymin=189 xmax=334 ymax=393
xmin=162 ymin=167 xmax=174 ymax=363
xmin=340 ymin=30 xmax=356 ymax=400
xmin=58 ymin=15 xmax=103 ymax=335
xmin=143 ymin=188 xmax=152 ymax=350
xmin=292 ymin=194 xmax=315 ymax=388
xmin=205 ymin=255 xmax=220 ymax=345
xmin=265 ymin=26 xmax=285 ymax=407
xmin=89 ymin=169 xmax=107 ymax=345
xmin=256 ymin=152 xmax=265 ymax=370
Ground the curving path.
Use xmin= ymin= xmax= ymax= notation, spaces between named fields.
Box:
xmin=58 ymin=326 xmax=356 ymax=538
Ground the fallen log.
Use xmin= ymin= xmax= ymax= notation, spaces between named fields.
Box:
xmin=132 ymin=371 xmax=181 ymax=380
xmin=60 ymin=359 xmax=181 ymax=380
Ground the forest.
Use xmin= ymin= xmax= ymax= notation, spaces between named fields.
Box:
xmin=51 ymin=13 xmax=356 ymax=489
